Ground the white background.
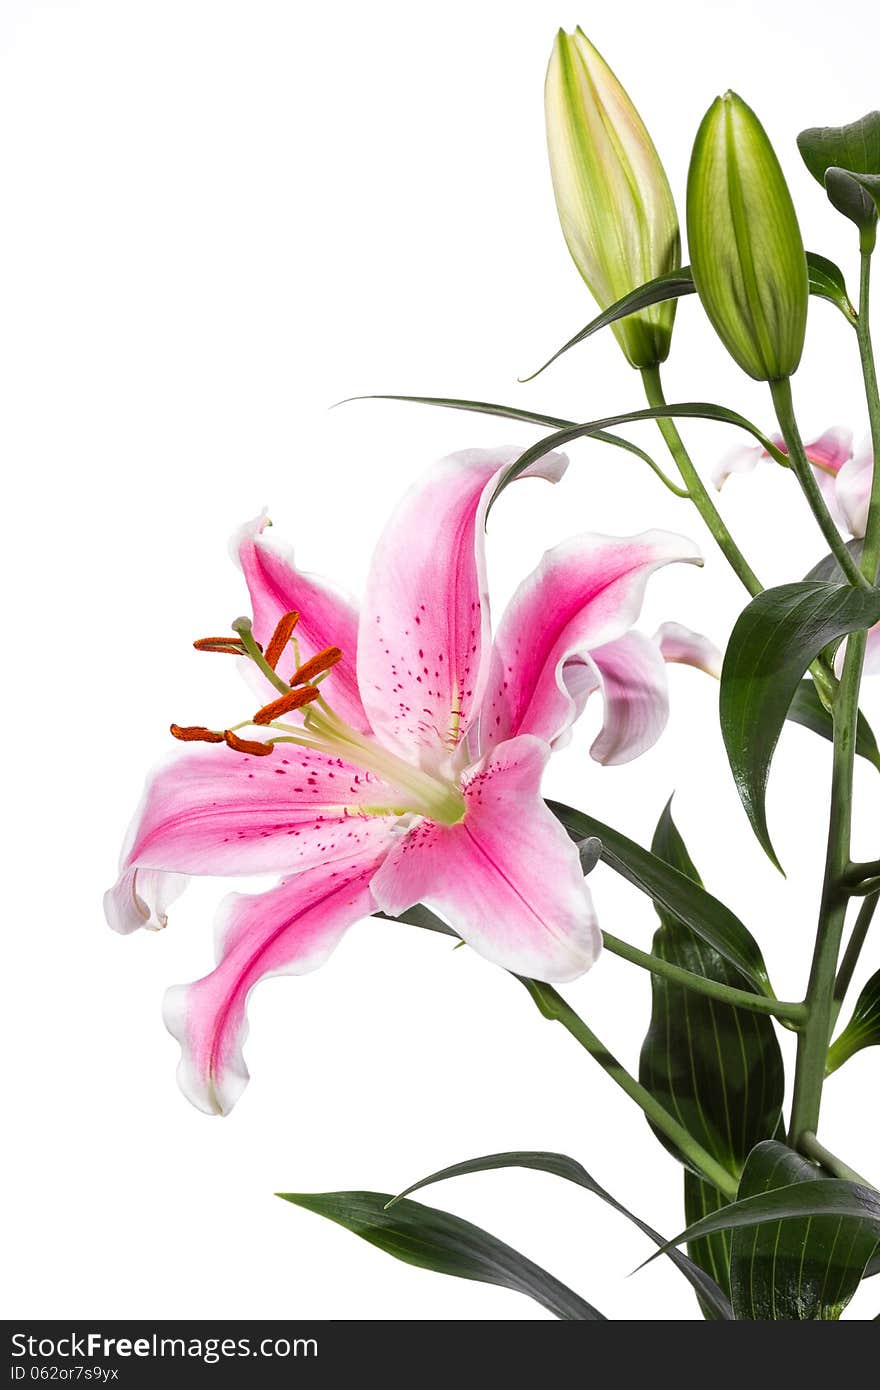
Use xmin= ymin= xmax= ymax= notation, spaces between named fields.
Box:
xmin=2 ymin=0 xmax=879 ymax=1322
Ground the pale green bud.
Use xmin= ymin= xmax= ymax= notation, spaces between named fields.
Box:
xmin=687 ymin=92 xmax=808 ymax=382
xmin=545 ymin=28 xmax=681 ymax=369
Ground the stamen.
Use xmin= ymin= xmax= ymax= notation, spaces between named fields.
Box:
xmin=224 ymin=730 xmax=274 ymax=756
xmin=170 ymin=724 xmax=225 ymax=743
xmin=291 ymin=646 xmax=343 ymax=686
xmin=193 ymin=637 xmax=250 ymax=654
xmin=252 ymin=686 xmax=321 ymax=724
xmin=264 ymin=610 xmax=300 ymax=670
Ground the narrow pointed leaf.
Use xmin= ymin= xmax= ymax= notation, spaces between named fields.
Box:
xmin=720 ymin=582 xmax=880 ymax=868
xmin=344 ymin=394 xmax=684 ymax=491
xmin=647 ymin=1174 xmax=880 ymax=1260
xmin=827 ymin=968 xmax=880 ymax=1074
xmin=489 ymin=403 xmax=785 ymax=510
xmin=637 ymin=804 xmax=784 ymax=1312
xmin=277 ymin=1190 xmax=603 ymax=1319
xmin=786 ymin=680 xmax=880 ymax=771
xmin=520 ymin=269 xmax=697 ymax=381
xmin=389 ymin=1150 xmax=732 ymax=1319
xmin=522 ymin=251 xmax=854 ymax=383
xmin=549 ymin=799 xmax=773 ymax=993
xmin=729 ymin=1141 xmax=878 ymax=1319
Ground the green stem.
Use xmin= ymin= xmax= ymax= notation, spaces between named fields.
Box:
xmin=843 ymin=858 xmax=880 ymax=885
xmin=789 ymin=629 xmax=865 ymax=1146
xmin=789 ymin=250 xmax=880 ymax=1142
xmin=799 ymin=1131 xmax=875 ymax=1188
xmin=601 ymin=931 xmax=805 ymax=1023
xmin=770 ymin=377 xmax=870 ymax=590
xmin=641 ymin=365 xmax=762 ymax=596
xmin=519 ymin=977 xmax=738 ymax=1199
xmin=833 ymin=890 xmax=879 ymax=1020
xmin=857 ymin=251 xmax=880 ymax=584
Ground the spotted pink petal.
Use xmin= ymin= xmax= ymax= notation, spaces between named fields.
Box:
xmin=104 ymin=745 xmax=398 ymax=931
xmin=654 ymin=621 xmax=723 ymax=678
xmin=164 ymin=850 xmax=383 ymax=1115
xmin=356 ymin=446 xmax=568 ymax=769
xmin=370 ymin=735 xmax=599 ymax=983
xmin=236 ymin=513 xmax=369 ymax=731
xmin=478 ymin=530 xmax=701 ymax=754
xmin=836 ymin=441 xmax=873 ymax=540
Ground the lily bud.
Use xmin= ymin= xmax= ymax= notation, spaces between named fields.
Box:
xmin=545 ymin=27 xmax=680 ymax=369
xmin=687 ymin=92 xmax=808 ymax=381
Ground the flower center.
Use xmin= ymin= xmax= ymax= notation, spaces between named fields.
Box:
xmin=171 ymin=609 xmax=467 ymax=826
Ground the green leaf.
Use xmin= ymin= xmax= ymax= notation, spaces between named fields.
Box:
xmin=343 ymin=394 xmax=687 ymax=494
xmin=389 ymin=1150 xmax=733 ymax=1319
xmin=720 ymin=582 xmax=880 ymax=869
xmin=521 ymin=253 xmax=855 ymax=382
xmin=786 ymin=680 xmax=880 ymax=772
xmin=637 ymin=804 xmax=784 ymax=1311
xmin=549 ymin=799 xmax=773 ymax=993
xmin=804 ymin=251 xmax=857 ymax=320
xmin=647 ymin=1167 xmax=880 ymax=1256
xmin=520 ymin=269 xmax=697 ymax=382
xmin=825 ymin=168 xmax=879 ymax=237
xmin=729 ymin=1141 xmax=879 ymax=1319
xmin=798 ymin=115 xmax=880 ymax=235
xmin=489 ymin=403 xmax=785 ymax=511
xmin=276 ymin=1190 xmax=603 ymax=1320
xmin=798 ymin=114 xmax=880 ymax=183
xmin=684 ymin=1173 xmax=735 ymax=1318
xmin=827 ymin=967 xmax=880 ymax=1074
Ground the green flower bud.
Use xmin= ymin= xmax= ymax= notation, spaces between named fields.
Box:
xmin=545 ymin=27 xmax=681 ymax=369
xmin=687 ymin=92 xmax=808 ymax=382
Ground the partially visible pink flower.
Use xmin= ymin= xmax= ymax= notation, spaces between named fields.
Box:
xmin=712 ymin=426 xmax=854 ymax=527
xmin=836 ymin=438 xmax=873 ymax=541
xmin=714 ymin=426 xmax=879 ymax=673
xmin=105 ymin=447 xmax=710 ymax=1114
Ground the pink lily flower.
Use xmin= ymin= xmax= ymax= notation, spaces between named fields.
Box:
xmin=713 ymin=428 xmax=879 ymax=672
xmin=105 ymin=446 xmax=706 ymax=1114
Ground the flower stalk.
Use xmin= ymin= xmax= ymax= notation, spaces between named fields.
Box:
xmin=519 ymin=978 xmax=739 ymax=1198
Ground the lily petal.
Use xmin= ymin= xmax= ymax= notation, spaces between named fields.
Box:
xmin=357 ymin=447 xmax=568 ymax=768
xmin=164 ymin=851 xmax=382 ymax=1115
xmin=584 ymin=631 xmax=670 ymax=765
xmin=865 ymin=623 xmax=880 ymax=676
xmin=711 ymin=441 xmax=763 ymax=491
xmin=370 ymin=735 xmax=599 ymax=983
xmin=105 ymin=745 xmax=398 ymax=929
xmin=479 ymin=530 xmax=701 ymax=754
xmin=236 ymin=512 xmax=369 ymax=731
xmin=103 ymin=866 xmax=188 ymax=936
xmin=836 ymin=440 xmax=873 ymax=540
xmin=803 ymin=426 xmax=853 ymax=478
xmin=654 ymin=621 xmax=723 ymax=678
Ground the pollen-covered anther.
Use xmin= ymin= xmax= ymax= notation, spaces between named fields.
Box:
xmin=252 ymin=685 xmax=321 ymax=724
xmin=170 ymin=724 xmax=225 ymax=744
xmin=193 ymin=637 xmax=248 ymax=655
xmin=224 ymin=730 xmax=274 ymax=756
xmin=264 ymin=610 xmax=300 ymax=669
xmin=290 ymin=646 xmax=343 ymax=686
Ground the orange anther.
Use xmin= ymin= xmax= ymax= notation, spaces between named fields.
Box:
xmin=193 ymin=637 xmax=246 ymax=654
xmin=290 ymin=646 xmax=342 ymax=686
xmin=170 ymin=724 xmax=225 ymax=743
xmin=264 ymin=611 xmax=300 ymax=670
xmin=252 ymin=685 xmax=321 ymax=725
xmin=224 ymin=730 xmax=274 ymax=756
